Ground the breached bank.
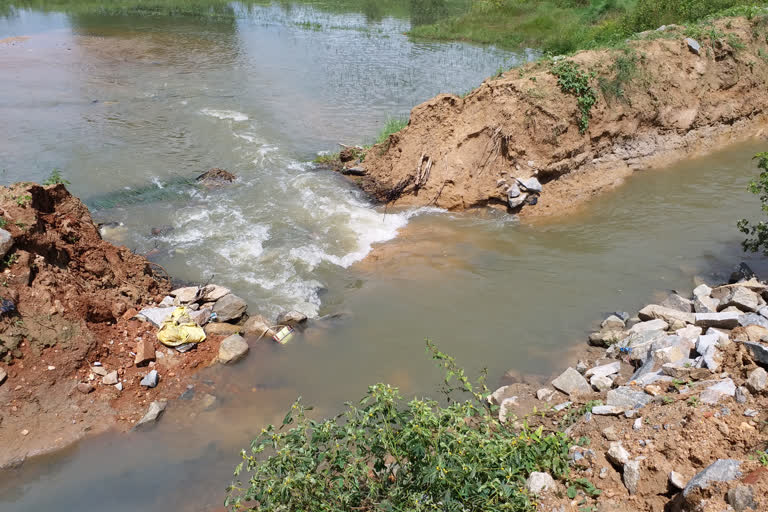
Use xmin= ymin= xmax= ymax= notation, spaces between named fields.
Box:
xmin=336 ymin=15 xmax=768 ymax=218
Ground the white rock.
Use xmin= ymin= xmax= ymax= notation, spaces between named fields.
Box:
xmin=591 ymin=374 xmax=614 ymax=392
xmin=700 ymin=378 xmax=736 ymax=404
xmin=170 ymin=286 xmax=200 ymax=304
xmin=102 ymin=371 xmax=118 ymax=385
xmin=706 ymin=327 xmax=731 ymax=348
xmin=498 ymin=397 xmax=518 ymax=423
xmin=525 ymin=472 xmax=556 ymax=494
xmin=551 ymin=367 xmax=592 ymax=396
xmin=0 ymin=229 xmax=12 ymax=259
xmin=134 ymin=400 xmax=167 ymax=430
xmin=489 ymin=385 xmax=515 ymax=406
xmin=629 ymin=319 xmax=669 ymax=334
xmin=607 ymin=442 xmax=630 ymax=466
xmin=217 ymin=334 xmax=249 ymax=364
xmin=633 ymin=417 xmax=642 ymax=430
xmin=592 ymin=405 xmax=625 ymax=416
xmin=624 ymin=460 xmax=641 ymax=495
xmin=693 ymin=284 xmax=712 ymax=298
xmin=536 ymin=388 xmax=556 ymax=401
xmin=669 ymin=471 xmax=687 ymax=490
xmin=746 ymin=367 xmax=767 ymax=393
xmin=585 ymin=361 xmax=620 ymax=379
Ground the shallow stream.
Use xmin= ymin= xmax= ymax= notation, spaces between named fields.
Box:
xmin=1 ymin=3 xmax=767 ymax=511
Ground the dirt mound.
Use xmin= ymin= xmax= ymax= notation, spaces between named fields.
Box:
xmin=0 ymin=183 xmax=167 ymax=363
xmin=354 ymin=16 xmax=768 ymax=218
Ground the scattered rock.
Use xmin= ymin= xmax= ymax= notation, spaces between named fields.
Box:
xmin=489 ymin=385 xmax=515 ymax=406
xmin=525 ymin=472 xmax=556 ymax=494
xmin=683 ymin=459 xmax=742 ymax=497
xmin=506 ymin=183 xmax=521 ymax=199
xmin=204 ymin=322 xmax=241 ymax=336
xmin=661 ymin=293 xmax=693 ymax=313
xmin=726 ymin=485 xmax=756 ymax=512
xmin=700 ymin=378 xmax=736 ymax=404
xmin=217 ymin=334 xmax=249 ymax=364
xmin=744 ymin=408 xmax=758 ymax=417
xmin=739 ymin=340 xmax=768 ymax=365
xmin=134 ymin=400 xmax=167 ymax=430
xmin=706 ymin=327 xmax=731 ymax=347
xmin=607 ymin=387 xmax=652 ymax=410
xmin=275 ymin=310 xmax=308 ymax=327
xmin=140 ymin=370 xmax=159 ymax=388
xmin=591 ymin=374 xmax=614 ymax=392
xmin=498 ymin=397 xmax=518 ymax=423
xmin=738 ymin=313 xmax=768 ymax=329
xmin=633 ymin=417 xmax=642 ymax=430
xmin=341 ymin=166 xmax=366 ymax=176
xmin=637 ymin=305 xmax=693 ymax=329
xmin=592 ymin=405 xmax=625 ymax=415
xmin=196 ymin=168 xmax=236 ymax=186
xmin=746 ymin=367 xmax=767 ymax=393
xmin=694 ymin=295 xmax=719 ymax=314
xmin=730 ymin=262 xmax=757 ymax=283
xmin=189 ymin=307 xmax=212 ymax=326
xmin=607 ymin=442 xmax=630 ymax=466
xmin=134 ymin=339 xmax=155 ymax=367
xmin=589 ymin=330 xmax=627 ymax=347
xmin=517 ymin=177 xmax=542 ymax=193
xmin=686 ymin=37 xmax=701 ymax=55
xmin=171 ymin=286 xmax=200 ymax=304
xmin=694 ymin=312 xmax=740 ymax=329
xmin=243 ymin=314 xmax=276 ymax=339
xmin=585 ymin=361 xmax=621 ymax=379
xmin=212 ymin=294 xmax=248 ymax=323
xmin=137 ymin=306 xmax=176 ymax=328
xmin=693 ymin=284 xmax=713 ymax=298
xmin=76 ymin=382 xmax=94 ymax=394
xmin=200 ymin=393 xmax=217 ymax=411
xmin=735 ymin=386 xmax=751 ymax=404
xmin=629 ymin=318 xmax=669 ymax=334
xmin=92 ymin=365 xmax=108 ymax=377
xmin=601 ymin=315 xmax=626 ymax=330
xmin=669 ymin=471 xmax=687 ymax=490
xmin=0 ymin=229 xmax=12 ymax=259
xmin=723 ymin=287 xmax=760 ymax=312
xmin=551 ymin=367 xmax=592 ymax=396
xmin=198 ymin=284 xmax=231 ymax=302
xmin=102 ymin=371 xmax=118 ymax=385
xmin=536 ymin=388 xmax=556 ymax=401
xmin=575 ymin=360 xmax=588 ymax=374
xmin=623 ymin=460 xmax=641 ymax=495
xmin=508 ymin=191 xmax=527 ymax=209
xmin=602 ymin=425 xmax=619 ymax=441
xmin=553 ymin=401 xmax=572 ymax=412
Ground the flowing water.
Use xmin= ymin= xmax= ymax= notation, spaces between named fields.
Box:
xmin=1 ymin=3 xmax=768 ymax=511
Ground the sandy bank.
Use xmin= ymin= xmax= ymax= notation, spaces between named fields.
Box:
xmin=350 ymin=16 xmax=768 ymax=219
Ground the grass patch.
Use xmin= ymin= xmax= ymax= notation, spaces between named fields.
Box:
xmin=598 ymin=47 xmax=640 ymax=102
xmin=227 ymin=341 xmax=576 ymax=512
xmin=313 ymin=152 xmax=341 ymax=165
xmin=375 ymin=117 xmax=409 ymax=146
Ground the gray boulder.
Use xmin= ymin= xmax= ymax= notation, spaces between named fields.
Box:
xmin=694 ymin=295 xmax=719 ymax=314
xmin=623 ymin=460 xmax=641 ymax=495
xmin=700 ymin=378 xmax=736 ymax=404
xmin=585 ymin=361 xmax=621 ymax=379
xmin=213 ymin=294 xmax=248 ymax=322
xmin=738 ymin=313 xmax=768 ymax=329
xmin=740 ymin=340 xmax=768 ymax=365
xmin=601 ymin=315 xmax=626 ymax=330
xmin=171 ymin=286 xmax=200 ymax=304
xmin=506 ymin=183 xmax=521 ymax=198
xmin=629 ymin=319 xmax=668 ymax=334
xmin=607 ymin=386 xmax=652 ymax=410
xmin=683 ymin=459 xmax=742 ymax=497
xmin=661 ymin=294 xmax=693 ymax=313
xmin=727 ymin=485 xmax=756 ymax=512
xmin=551 ymin=367 xmax=592 ymax=396
xmin=0 ymin=229 xmax=12 ymax=259
xmin=723 ymin=287 xmax=760 ymax=312
xmin=134 ymin=400 xmax=167 ymax=430
xmin=517 ymin=177 xmax=542 ymax=193
xmin=243 ymin=314 xmax=276 ymax=339
xmin=217 ymin=334 xmax=249 ymax=364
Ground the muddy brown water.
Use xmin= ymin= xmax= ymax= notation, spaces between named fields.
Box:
xmin=2 ymin=5 xmax=768 ymax=512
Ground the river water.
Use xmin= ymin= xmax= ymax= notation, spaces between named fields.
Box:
xmin=1 ymin=3 xmax=767 ymax=511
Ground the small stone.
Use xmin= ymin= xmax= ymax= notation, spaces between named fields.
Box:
xmin=607 ymin=442 xmax=630 ymax=466
xmin=576 ymin=360 xmax=588 ymax=374
xmin=693 ymin=284 xmax=713 ymax=298
xmin=726 ymin=485 xmax=756 ymax=512
xmin=599 ymin=467 xmax=608 ymax=479
xmin=134 ymin=339 xmax=155 ymax=367
xmin=686 ymin=37 xmax=701 ymax=55
xmin=189 ymin=308 xmax=212 ymax=326
xmin=508 ymin=192 xmax=527 ymax=209
xmin=735 ymin=386 xmax=750 ymax=404
xmin=633 ymin=417 xmax=642 ymax=430
xmin=592 ymin=405 xmax=624 ymax=416
xmin=275 ymin=310 xmax=308 ymax=327
xmin=489 ymin=385 xmax=515 ymax=406
xmin=47 ymin=365 xmax=55 ymax=371
xmin=551 ymin=367 xmax=592 ymax=396
xmin=20 ymin=429 xmax=29 ymax=436
xmin=536 ymin=388 xmax=555 ymax=401
xmin=741 ymin=340 xmax=768 ymax=365
xmin=588 ymin=330 xmax=627 ymax=347
xmin=134 ymin=400 xmax=167 ymax=430
xmin=140 ymin=370 xmax=159 ymax=388
xmin=137 ymin=306 xmax=176 ymax=327
xmin=591 ymin=374 xmax=614 ymax=392
xmin=602 ymin=425 xmax=619 ymax=441
xmin=624 ymin=460 xmax=641 ymax=495
xmin=506 ymin=183 xmax=521 ymax=198
xmin=585 ymin=361 xmax=621 ymax=379
xmin=700 ymin=378 xmax=736 ymax=404
xmin=662 ymin=293 xmax=693 ymax=313
xmin=171 ymin=286 xmax=200 ymax=304
xmin=744 ymin=409 xmax=758 ymax=417
xmin=115 ymin=382 xmax=123 ymax=391
xmin=669 ymin=471 xmax=687 ymax=490
xmin=525 ymin=472 xmax=556 ymax=494
xmin=200 ymin=393 xmax=217 ymax=410
xmin=601 ymin=315 xmax=626 ymax=330
xmin=746 ymin=367 xmax=767 ymax=393
xmin=517 ymin=177 xmax=542 ymax=193
xmin=217 ymin=334 xmax=249 ymax=364
xmin=0 ymin=367 xmax=7 ymax=386
xmin=694 ymin=295 xmax=719 ymax=314
xmin=204 ymin=322 xmax=242 ymax=336
xmin=77 ymin=382 xmax=94 ymax=394
xmin=198 ymin=284 xmax=231 ymax=302
xmin=102 ymin=371 xmax=118 ymax=385
xmin=92 ymin=366 xmax=108 ymax=377
xmin=553 ymin=401 xmax=571 ymax=412
xmin=498 ymin=397 xmax=519 ymax=423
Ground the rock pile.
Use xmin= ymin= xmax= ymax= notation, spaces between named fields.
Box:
xmin=489 ymin=265 xmax=768 ymax=511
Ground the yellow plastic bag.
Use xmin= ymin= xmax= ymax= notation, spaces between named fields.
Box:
xmin=156 ymin=307 xmax=206 ymax=347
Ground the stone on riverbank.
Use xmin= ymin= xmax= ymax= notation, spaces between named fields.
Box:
xmin=721 ymin=287 xmax=760 ymax=312
xmin=243 ymin=314 xmax=276 ymax=339
xmin=746 ymin=367 xmax=767 ymax=393
xmin=585 ymin=361 xmax=621 ymax=379
xmin=212 ymin=294 xmax=247 ymax=322
xmin=694 ymin=312 xmax=740 ymax=329
xmin=589 ymin=329 xmax=627 ymax=347
xmin=629 ymin=319 xmax=668 ymax=334
xmin=276 ymin=310 xmax=308 ymax=327
xmin=140 ymin=370 xmax=159 ymax=388
xmin=134 ymin=400 xmax=167 ymax=430
xmin=638 ymin=304 xmax=694 ymax=329
xmin=137 ymin=306 xmax=175 ymax=327
xmin=204 ymin=322 xmax=241 ymax=336
xmin=218 ymin=334 xmax=249 ymax=364
xmin=551 ymin=367 xmax=592 ymax=396
xmin=683 ymin=459 xmax=742 ymax=497
xmin=601 ymin=315 xmax=626 ymax=330
xmin=607 ymin=387 xmax=652 ymax=410
xmin=661 ymin=293 xmax=693 ymax=313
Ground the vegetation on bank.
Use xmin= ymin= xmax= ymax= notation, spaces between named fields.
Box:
xmin=409 ymin=0 xmax=768 ymax=54
xmin=227 ymin=342 xmax=576 ymax=512
xmin=739 ymin=152 xmax=768 ymax=254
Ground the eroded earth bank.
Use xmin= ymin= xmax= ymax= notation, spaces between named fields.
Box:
xmin=344 ymin=16 xmax=768 ymax=218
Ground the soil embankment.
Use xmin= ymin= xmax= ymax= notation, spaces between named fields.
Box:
xmin=0 ymin=183 xmax=261 ymax=468
xmin=351 ymin=16 xmax=768 ymax=218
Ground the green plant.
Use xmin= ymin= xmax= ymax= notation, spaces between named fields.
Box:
xmin=551 ymin=60 xmax=598 ymax=134
xmin=15 ymin=195 xmax=31 ymax=207
xmin=662 ymin=396 xmax=674 ymax=404
xmin=738 ymin=152 xmax=768 ymax=253
xmin=598 ymin=48 xmax=639 ymax=102
xmin=567 ymin=477 xmax=602 ymax=499
xmin=3 ymin=253 xmax=19 ymax=267
xmin=42 ymin=168 xmax=70 ymax=186
xmin=561 ymin=400 xmax=602 ymax=428
xmin=759 ymin=450 xmax=768 ymax=466
xmin=374 ymin=117 xmax=409 ymax=152
xmin=727 ymin=32 xmax=746 ymax=49
xmin=687 ymin=396 xmax=700 ymax=407
xmin=227 ymin=341 xmax=576 ymax=512
xmin=0 ymin=218 xmax=6 ymax=229
xmin=313 ymin=152 xmax=341 ymax=166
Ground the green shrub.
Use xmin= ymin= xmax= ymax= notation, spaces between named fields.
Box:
xmin=598 ymin=48 xmax=639 ymax=101
xmin=42 ymin=168 xmax=70 ymax=186
xmin=375 ymin=117 xmax=409 ymax=146
xmin=551 ymin=60 xmax=598 ymax=133
xmin=738 ymin=152 xmax=768 ymax=253
xmin=226 ymin=342 xmax=575 ymax=512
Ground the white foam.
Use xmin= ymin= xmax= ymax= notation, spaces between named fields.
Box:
xmin=200 ymin=108 xmax=249 ymax=121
